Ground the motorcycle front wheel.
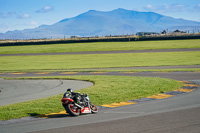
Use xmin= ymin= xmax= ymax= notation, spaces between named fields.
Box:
xmin=66 ymin=103 xmax=80 ymax=116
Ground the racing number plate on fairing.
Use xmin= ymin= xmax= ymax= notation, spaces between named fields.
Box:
xmin=81 ymin=107 xmax=91 ymax=113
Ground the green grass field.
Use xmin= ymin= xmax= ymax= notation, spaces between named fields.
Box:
xmin=0 ymin=76 xmax=183 ymax=120
xmin=0 ymin=51 xmax=199 ymax=72
xmin=0 ymin=39 xmax=200 ymax=54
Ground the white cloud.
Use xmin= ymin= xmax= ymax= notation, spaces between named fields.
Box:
xmin=36 ymin=6 xmax=54 ymax=13
xmin=142 ymin=4 xmax=187 ymax=13
xmin=0 ymin=11 xmax=16 ymax=18
xmin=165 ymin=4 xmax=186 ymax=12
xmin=17 ymin=14 xmax=31 ymax=19
xmin=0 ymin=11 xmax=31 ymax=19
xmin=30 ymin=21 xmax=38 ymax=26
xmin=143 ymin=5 xmax=154 ymax=10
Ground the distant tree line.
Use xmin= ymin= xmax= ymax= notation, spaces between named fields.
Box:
xmin=1 ymin=33 xmax=200 ymax=46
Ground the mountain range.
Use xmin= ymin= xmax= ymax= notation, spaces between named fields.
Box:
xmin=1 ymin=8 xmax=200 ymax=39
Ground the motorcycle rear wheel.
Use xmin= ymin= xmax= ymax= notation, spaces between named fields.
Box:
xmin=66 ymin=103 xmax=80 ymax=116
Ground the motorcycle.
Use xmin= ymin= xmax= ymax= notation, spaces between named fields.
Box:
xmin=61 ymin=94 xmax=98 ymax=116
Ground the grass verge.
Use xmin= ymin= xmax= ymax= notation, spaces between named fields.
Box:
xmin=0 ymin=75 xmax=183 ymax=120
xmin=1 ymin=68 xmax=200 ymax=73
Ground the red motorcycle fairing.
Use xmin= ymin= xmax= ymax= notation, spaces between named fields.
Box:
xmin=61 ymin=98 xmax=73 ymax=104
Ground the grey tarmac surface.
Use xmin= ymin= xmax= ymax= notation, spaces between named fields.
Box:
xmin=31 ymin=106 xmax=200 ymax=133
xmin=0 ymin=79 xmax=93 ymax=106
xmin=1 ymin=70 xmax=200 ymax=81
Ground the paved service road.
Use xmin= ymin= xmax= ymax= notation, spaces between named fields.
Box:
xmin=0 ymin=71 xmax=200 ymax=133
xmin=0 ymin=79 xmax=93 ymax=106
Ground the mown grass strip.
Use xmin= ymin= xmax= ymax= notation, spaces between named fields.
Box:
xmin=1 ymin=39 xmax=200 ymax=54
xmin=0 ymin=51 xmax=199 ymax=72
xmin=0 ymin=75 xmax=183 ymax=120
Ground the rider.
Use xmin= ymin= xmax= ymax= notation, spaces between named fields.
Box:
xmin=63 ymin=88 xmax=89 ymax=106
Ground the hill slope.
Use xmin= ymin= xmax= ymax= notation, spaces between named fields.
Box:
xmin=1 ymin=8 xmax=200 ymax=39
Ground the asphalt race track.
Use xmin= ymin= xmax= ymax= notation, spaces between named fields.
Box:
xmin=0 ymin=48 xmax=200 ymax=133
xmin=0 ymin=79 xmax=93 ymax=106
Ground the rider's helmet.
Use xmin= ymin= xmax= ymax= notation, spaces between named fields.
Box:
xmin=85 ymin=96 xmax=90 ymax=101
xmin=67 ymin=88 xmax=73 ymax=93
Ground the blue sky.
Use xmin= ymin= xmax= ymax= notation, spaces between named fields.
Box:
xmin=0 ymin=0 xmax=200 ymax=33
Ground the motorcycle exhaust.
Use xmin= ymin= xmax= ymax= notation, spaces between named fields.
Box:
xmin=74 ymin=103 xmax=84 ymax=109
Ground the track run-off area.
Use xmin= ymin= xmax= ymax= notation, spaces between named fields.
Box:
xmin=0 ymin=47 xmax=200 ymax=133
